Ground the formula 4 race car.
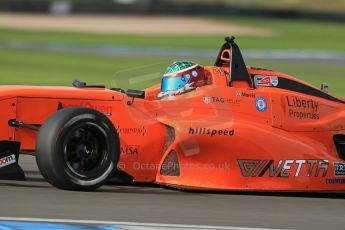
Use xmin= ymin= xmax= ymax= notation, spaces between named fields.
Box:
xmin=0 ymin=37 xmax=344 ymax=191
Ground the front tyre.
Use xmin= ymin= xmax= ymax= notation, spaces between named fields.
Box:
xmin=36 ymin=107 xmax=120 ymax=191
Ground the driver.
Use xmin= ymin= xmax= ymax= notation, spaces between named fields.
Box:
xmin=158 ymin=61 xmax=209 ymax=99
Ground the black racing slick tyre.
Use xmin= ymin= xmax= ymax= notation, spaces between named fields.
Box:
xmin=36 ymin=107 xmax=120 ymax=191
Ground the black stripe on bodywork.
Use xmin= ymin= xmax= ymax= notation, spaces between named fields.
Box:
xmin=258 ymin=160 xmax=273 ymax=177
xmin=251 ymin=75 xmax=345 ymax=104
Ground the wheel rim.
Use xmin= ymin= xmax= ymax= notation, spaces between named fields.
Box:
xmin=63 ymin=122 xmax=109 ymax=178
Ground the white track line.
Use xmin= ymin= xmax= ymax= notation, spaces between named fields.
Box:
xmin=0 ymin=216 xmax=294 ymax=230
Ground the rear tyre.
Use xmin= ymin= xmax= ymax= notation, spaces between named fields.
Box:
xmin=36 ymin=107 xmax=120 ymax=191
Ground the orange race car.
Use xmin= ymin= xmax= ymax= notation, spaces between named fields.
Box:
xmin=0 ymin=37 xmax=344 ymax=191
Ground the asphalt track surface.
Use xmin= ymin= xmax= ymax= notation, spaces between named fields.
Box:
xmin=0 ymin=155 xmax=344 ymax=230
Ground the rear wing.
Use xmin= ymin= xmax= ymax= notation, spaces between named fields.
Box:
xmin=215 ymin=36 xmax=255 ymax=88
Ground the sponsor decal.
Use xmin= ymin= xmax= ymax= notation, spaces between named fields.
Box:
xmin=203 ymin=96 xmax=211 ymax=104
xmin=189 ymin=127 xmax=234 ymax=137
xmin=333 ymin=162 xmax=345 ymax=176
xmin=117 ymin=126 xmax=147 ymax=136
xmin=286 ymin=96 xmax=320 ymax=120
xmin=120 ymin=145 xmax=139 ymax=155
xmin=213 ymin=67 xmax=225 ymax=76
xmin=325 ymin=178 xmax=345 ymax=184
xmin=254 ymin=75 xmax=279 ymax=87
xmin=0 ymin=154 xmax=16 ymax=169
xmin=235 ymin=91 xmax=256 ymax=98
xmin=192 ymin=70 xmax=198 ymax=77
xmin=63 ymin=102 xmax=112 ymax=115
xmin=203 ymin=96 xmax=241 ymax=106
xmin=255 ymin=97 xmax=267 ymax=112
xmin=238 ymin=159 xmax=329 ymax=177
xmin=131 ymin=162 xmax=230 ymax=172
xmin=271 ymin=77 xmax=279 ymax=87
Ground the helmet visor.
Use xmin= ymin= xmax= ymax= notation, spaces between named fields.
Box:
xmin=161 ymin=74 xmax=190 ymax=92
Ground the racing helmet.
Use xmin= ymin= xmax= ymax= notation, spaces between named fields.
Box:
xmin=158 ymin=61 xmax=208 ymax=99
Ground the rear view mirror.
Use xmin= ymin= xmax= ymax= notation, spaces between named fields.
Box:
xmin=126 ymin=89 xmax=145 ymax=105
xmin=126 ymin=89 xmax=145 ymax=99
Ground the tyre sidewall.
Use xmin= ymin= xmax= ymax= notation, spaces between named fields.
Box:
xmin=36 ymin=107 xmax=120 ymax=191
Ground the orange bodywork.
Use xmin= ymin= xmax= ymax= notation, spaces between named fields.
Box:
xmin=0 ymin=39 xmax=345 ymax=191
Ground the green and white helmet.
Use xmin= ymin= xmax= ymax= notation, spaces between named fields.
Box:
xmin=163 ymin=61 xmax=199 ymax=77
xmin=160 ymin=60 xmax=207 ymax=98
